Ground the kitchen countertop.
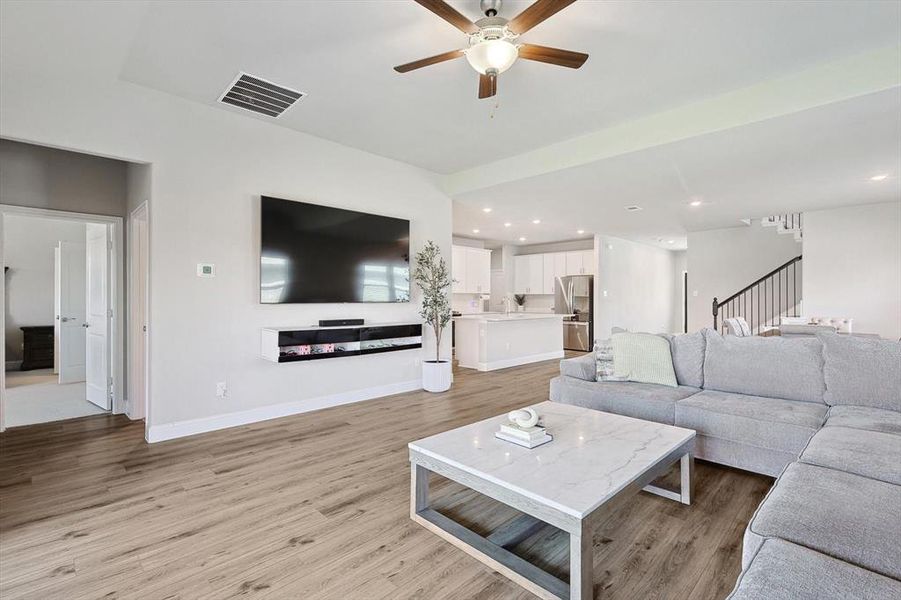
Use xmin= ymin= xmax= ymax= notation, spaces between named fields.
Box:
xmin=453 ymin=313 xmax=572 ymax=322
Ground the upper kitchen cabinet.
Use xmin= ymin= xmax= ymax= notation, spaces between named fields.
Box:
xmin=542 ymin=253 xmax=566 ymax=294
xmin=565 ymin=250 xmax=595 ymax=275
xmin=452 ymin=245 xmax=491 ymax=294
xmin=514 ymin=254 xmax=545 ymax=294
xmin=452 ymin=245 xmax=466 ymax=293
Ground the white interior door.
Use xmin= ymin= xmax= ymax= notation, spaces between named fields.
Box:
xmin=57 ymin=241 xmax=87 ymax=384
xmin=54 ymin=246 xmax=60 ymax=375
xmin=85 ymin=223 xmax=110 ymax=410
xmin=129 ymin=210 xmax=148 ymax=420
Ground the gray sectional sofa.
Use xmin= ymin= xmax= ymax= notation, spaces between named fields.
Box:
xmin=549 ymin=329 xmax=901 ymax=599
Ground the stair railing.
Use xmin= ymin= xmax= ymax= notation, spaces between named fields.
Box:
xmin=712 ymin=255 xmax=803 ymax=334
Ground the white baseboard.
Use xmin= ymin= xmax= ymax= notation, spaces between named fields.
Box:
xmin=477 ymin=351 xmax=564 ymax=372
xmin=5 ymin=361 xmax=22 ymax=371
xmin=146 ymin=379 xmax=422 ymax=443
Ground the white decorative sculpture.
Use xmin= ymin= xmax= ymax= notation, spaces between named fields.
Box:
xmin=507 ymin=408 xmax=539 ymax=429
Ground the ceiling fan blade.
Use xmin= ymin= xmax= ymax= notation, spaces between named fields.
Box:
xmin=507 ymin=0 xmax=577 ymax=35
xmin=413 ymin=0 xmax=479 ymax=34
xmin=478 ymin=73 xmax=497 ymax=99
xmin=518 ymin=44 xmax=588 ymax=69
xmin=394 ymin=49 xmax=465 ymax=73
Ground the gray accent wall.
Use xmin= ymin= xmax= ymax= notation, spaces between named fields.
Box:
xmin=0 ymin=139 xmax=128 ymax=217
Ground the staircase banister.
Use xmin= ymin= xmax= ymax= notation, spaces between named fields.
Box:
xmin=714 ymin=255 xmax=802 ymax=310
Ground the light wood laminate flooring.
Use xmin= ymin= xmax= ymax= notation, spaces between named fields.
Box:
xmin=0 ymin=356 xmax=771 ymax=599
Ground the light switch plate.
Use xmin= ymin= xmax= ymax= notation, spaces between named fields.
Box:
xmin=197 ymin=263 xmax=215 ymax=278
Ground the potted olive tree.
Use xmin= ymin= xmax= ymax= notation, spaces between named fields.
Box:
xmin=412 ymin=241 xmax=452 ymax=392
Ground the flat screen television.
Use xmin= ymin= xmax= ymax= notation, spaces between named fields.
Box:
xmin=260 ymin=196 xmax=410 ymax=304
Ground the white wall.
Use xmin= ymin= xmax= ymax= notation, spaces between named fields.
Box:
xmin=0 ymin=139 xmax=128 ymax=217
xmin=1 ymin=72 xmax=452 ymax=438
xmin=803 ymin=201 xmax=901 ymax=339
xmin=3 ymin=215 xmax=86 ymax=362
xmin=594 ymin=235 xmax=678 ymax=337
xmin=686 ymin=221 xmax=801 ymax=331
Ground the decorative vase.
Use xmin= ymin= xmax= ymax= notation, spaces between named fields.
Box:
xmin=422 ymin=360 xmax=452 ymax=392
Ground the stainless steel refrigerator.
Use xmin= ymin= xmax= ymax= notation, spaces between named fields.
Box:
xmin=555 ymin=275 xmax=594 ymax=351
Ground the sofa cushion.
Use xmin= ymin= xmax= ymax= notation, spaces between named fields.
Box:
xmin=558 ymin=353 xmax=597 ymax=382
xmin=819 ymin=333 xmax=901 ymax=411
xmin=800 ymin=426 xmax=901 ymax=485
xmin=662 ymin=330 xmax=706 ymax=388
xmin=550 ymin=376 xmax=699 ymax=425
xmin=676 ymin=390 xmax=827 ymax=454
xmin=694 ymin=435 xmax=796 ymax=478
xmin=703 ymin=330 xmax=826 ymax=404
xmin=824 ymin=405 xmax=901 ymax=436
xmin=612 ymin=332 xmax=678 ymax=387
xmin=727 ymin=538 xmax=901 ymax=600
xmin=744 ymin=462 xmax=901 ymax=580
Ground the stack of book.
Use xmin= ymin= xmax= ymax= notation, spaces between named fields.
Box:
xmin=494 ymin=422 xmax=553 ymax=449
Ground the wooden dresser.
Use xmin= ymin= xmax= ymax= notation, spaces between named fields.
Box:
xmin=20 ymin=326 xmax=54 ymax=371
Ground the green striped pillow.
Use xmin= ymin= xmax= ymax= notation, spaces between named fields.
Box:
xmin=612 ymin=332 xmax=678 ymax=388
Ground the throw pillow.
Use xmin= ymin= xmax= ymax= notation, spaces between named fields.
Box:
xmin=595 ymin=339 xmax=627 ymax=381
xmin=612 ymin=332 xmax=678 ymax=387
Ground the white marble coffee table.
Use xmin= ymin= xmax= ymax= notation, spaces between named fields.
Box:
xmin=408 ymin=401 xmax=695 ymax=600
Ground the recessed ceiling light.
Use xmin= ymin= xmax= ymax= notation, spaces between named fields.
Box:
xmin=667 ymin=240 xmax=675 ymax=244
xmin=472 ymin=229 xmax=480 ymax=234
xmin=519 ymin=237 xmax=526 ymax=242
xmin=532 ymin=219 xmax=541 ymax=224
xmin=689 ymin=200 xmax=703 ymax=207
xmin=504 ymin=222 xmax=512 ymax=227
xmin=625 ymin=205 xmax=643 ymax=212
xmin=577 ymin=229 xmax=585 ymax=235
xmin=871 ymin=174 xmax=889 ymax=181
xmin=483 ymin=207 xmax=493 ymax=213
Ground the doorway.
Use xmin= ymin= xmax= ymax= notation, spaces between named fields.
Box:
xmin=1 ymin=205 xmax=124 ymax=428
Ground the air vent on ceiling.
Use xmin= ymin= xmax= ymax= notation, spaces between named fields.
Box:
xmin=218 ymin=72 xmax=304 ymax=118
xmin=624 ymin=205 xmax=643 ymax=212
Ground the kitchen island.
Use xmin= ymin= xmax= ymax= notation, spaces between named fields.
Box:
xmin=453 ymin=313 xmax=567 ymax=372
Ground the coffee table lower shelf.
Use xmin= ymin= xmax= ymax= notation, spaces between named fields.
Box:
xmin=410 ymin=448 xmax=693 ymax=600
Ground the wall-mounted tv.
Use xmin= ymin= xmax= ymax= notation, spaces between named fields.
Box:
xmin=260 ymin=196 xmax=410 ymax=304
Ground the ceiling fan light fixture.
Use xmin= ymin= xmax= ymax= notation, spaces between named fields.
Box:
xmin=465 ymin=39 xmax=519 ymax=75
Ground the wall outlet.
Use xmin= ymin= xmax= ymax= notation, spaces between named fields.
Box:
xmin=216 ymin=382 xmax=228 ymax=398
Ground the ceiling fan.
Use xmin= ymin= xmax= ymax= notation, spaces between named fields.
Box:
xmin=394 ymin=0 xmax=588 ymax=99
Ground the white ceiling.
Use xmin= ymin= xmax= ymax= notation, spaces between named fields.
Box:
xmin=117 ymin=0 xmax=901 ymax=174
xmin=454 ymin=88 xmax=901 ymax=249
xmin=2 ymin=0 xmax=899 ymax=251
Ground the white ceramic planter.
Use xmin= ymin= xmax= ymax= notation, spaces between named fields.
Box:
xmin=422 ymin=360 xmax=452 ymax=392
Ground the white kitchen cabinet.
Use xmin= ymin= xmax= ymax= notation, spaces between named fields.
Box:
xmin=465 ymin=247 xmax=491 ymax=294
xmin=518 ymin=250 xmax=593 ymax=294
xmin=565 ymin=251 xmax=583 ymax=276
xmin=542 ymin=254 xmax=556 ymax=294
xmin=542 ymin=253 xmax=566 ymax=294
xmin=580 ymin=249 xmax=595 ymax=275
xmin=527 ymin=255 xmax=544 ymax=294
xmin=564 ymin=250 xmax=595 ymax=275
xmin=452 ymin=245 xmax=466 ymax=293
xmin=515 ymin=254 xmax=545 ymax=294
xmin=452 ymin=245 xmax=491 ymax=294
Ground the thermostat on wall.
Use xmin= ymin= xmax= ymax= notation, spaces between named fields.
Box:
xmin=197 ymin=263 xmax=216 ymax=278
